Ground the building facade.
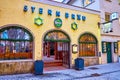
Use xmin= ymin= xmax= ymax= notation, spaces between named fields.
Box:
xmin=66 ymin=0 xmax=120 ymax=64
xmin=0 ymin=0 xmax=101 ymax=75
xmin=99 ymin=0 xmax=120 ymax=64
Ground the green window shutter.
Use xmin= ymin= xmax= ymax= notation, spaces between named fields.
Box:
xmin=114 ymin=42 xmax=118 ymax=53
xmin=102 ymin=41 xmax=107 ymax=53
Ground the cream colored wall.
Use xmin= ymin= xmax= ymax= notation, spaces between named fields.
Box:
xmin=0 ymin=0 xmax=101 ymax=65
xmin=101 ymin=53 xmax=107 ymax=64
xmin=113 ymin=53 xmax=118 ymax=62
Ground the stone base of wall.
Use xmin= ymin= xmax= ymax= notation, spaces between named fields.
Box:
xmin=0 ymin=60 xmax=34 ymax=75
xmin=81 ymin=57 xmax=99 ymax=66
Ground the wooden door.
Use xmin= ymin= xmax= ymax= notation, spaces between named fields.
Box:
xmin=62 ymin=42 xmax=70 ymax=68
xmin=107 ymin=42 xmax=112 ymax=63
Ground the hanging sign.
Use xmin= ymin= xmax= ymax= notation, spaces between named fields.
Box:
xmin=54 ymin=18 xmax=62 ymax=28
xmin=110 ymin=12 xmax=118 ymax=20
xmin=103 ymin=22 xmax=112 ymax=33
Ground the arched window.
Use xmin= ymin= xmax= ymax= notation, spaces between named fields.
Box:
xmin=44 ymin=30 xmax=70 ymax=42
xmin=0 ymin=26 xmax=33 ymax=60
xmin=79 ymin=33 xmax=97 ymax=56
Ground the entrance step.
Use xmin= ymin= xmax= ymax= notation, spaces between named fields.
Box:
xmin=44 ymin=66 xmax=66 ymax=72
xmin=44 ymin=60 xmax=62 ymax=67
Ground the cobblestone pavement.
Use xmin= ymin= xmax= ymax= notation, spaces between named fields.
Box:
xmin=0 ymin=63 xmax=120 ymax=80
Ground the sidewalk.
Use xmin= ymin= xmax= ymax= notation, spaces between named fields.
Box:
xmin=0 ymin=63 xmax=120 ymax=80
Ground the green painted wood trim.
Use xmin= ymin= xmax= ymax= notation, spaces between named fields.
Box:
xmin=0 ymin=39 xmax=32 ymax=42
xmin=44 ymin=39 xmax=70 ymax=42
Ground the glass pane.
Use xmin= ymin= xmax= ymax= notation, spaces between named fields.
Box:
xmin=25 ymin=42 xmax=30 ymax=52
xmin=1 ymin=28 xmax=31 ymax=41
xmin=17 ymin=29 xmax=25 ymax=39
xmin=24 ymin=32 xmax=30 ymax=40
xmin=5 ymin=41 xmax=10 ymax=53
xmin=8 ymin=28 xmax=18 ymax=39
xmin=82 ymin=0 xmax=95 ymax=7
xmin=80 ymin=34 xmax=96 ymax=43
xmin=0 ymin=41 xmax=5 ymax=54
xmin=45 ymin=31 xmax=68 ymax=40
xmin=79 ymin=43 xmax=97 ymax=56
xmin=105 ymin=12 xmax=110 ymax=22
xmin=8 ymin=28 xmax=14 ymax=39
xmin=1 ymin=30 xmax=8 ymax=39
xmin=15 ymin=42 xmax=20 ymax=53
xmin=16 ymin=29 xmax=20 ymax=39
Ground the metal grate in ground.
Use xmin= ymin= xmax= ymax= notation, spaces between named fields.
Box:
xmin=88 ymin=67 xmax=99 ymax=70
xmin=91 ymin=73 xmax=101 ymax=77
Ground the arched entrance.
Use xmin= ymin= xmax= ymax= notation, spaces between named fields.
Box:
xmin=0 ymin=26 xmax=33 ymax=60
xmin=43 ymin=30 xmax=70 ymax=68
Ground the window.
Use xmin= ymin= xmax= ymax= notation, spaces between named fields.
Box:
xmin=0 ymin=26 xmax=33 ymax=60
xmin=105 ymin=12 xmax=110 ymax=22
xmin=79 ymin=33 xmax=97 ymax=56
xmin=118 ymin=0 xmax=120 ymax=5
xmin=114 ymin=42 xmax=118 ymax=53
xmin=105 ymin=0 xmax=112 ymax=2
xmin=44 ymin=30 xmax=70 ymax=42
xmin=82 ymin=0 xmax=95 ymax=7
xmin=102 ymin=42 xmax=107 ymax=53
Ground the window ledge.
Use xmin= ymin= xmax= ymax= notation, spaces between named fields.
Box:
xmin=0 ymin=59 xmax=34 ymax=63
xmin=79 ymin=56 xmax=99 ymax=58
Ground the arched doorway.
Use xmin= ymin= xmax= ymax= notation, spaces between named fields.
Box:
xmin=43 ymin=30 xmax=70 ymax=68
xmin=0 ymin=26 xmax=33 ymax=60
xmin=79 ymin=33 xmax=98 ymax=57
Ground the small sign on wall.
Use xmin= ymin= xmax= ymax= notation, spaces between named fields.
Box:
xmin=54 ymin=18 xmax=62 ymax=28
xmin=72 ymin=44 xmax=78 ymax=53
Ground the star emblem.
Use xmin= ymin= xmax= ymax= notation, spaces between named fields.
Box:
xmin=71 ymin=22 xmax=78 ymax=30
xmin=34 ymin=17 xmax=43 ymax=26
